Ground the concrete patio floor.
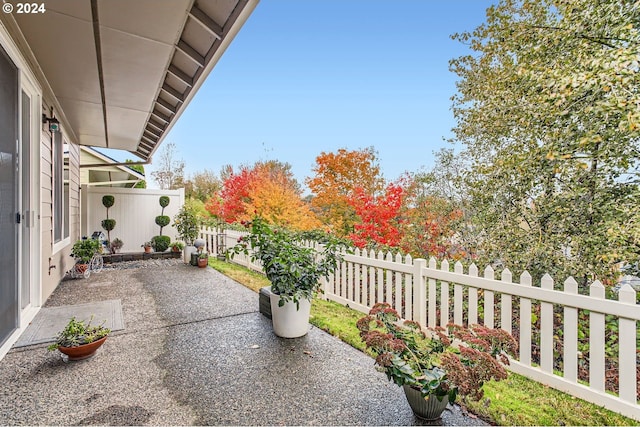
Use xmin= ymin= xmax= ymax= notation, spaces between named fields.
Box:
xmin=0 ymin=261 xmax=487 ymax=426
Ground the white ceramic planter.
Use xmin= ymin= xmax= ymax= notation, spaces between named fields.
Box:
xmin=269 ymin=292 xmax=311 ymax=338
xmin=183 ymin=245 xmax=196 ymax=264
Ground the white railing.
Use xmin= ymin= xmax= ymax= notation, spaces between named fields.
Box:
xmin=205 ymin=227 xmax=639 ymax=421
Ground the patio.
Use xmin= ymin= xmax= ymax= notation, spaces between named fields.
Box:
xmin=0 ymin=261 xmax=484 ymax=426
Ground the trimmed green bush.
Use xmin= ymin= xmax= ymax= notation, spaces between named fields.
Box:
xmin=101 ymin=218 xmax=116 ymax=232
xmin=155 ymin=215 xmax=170 ymax=228
xmin=102 ymin=195 xmax=115 ymax=209
xmin=156 ymin=196 xmax=171 ymax=236
xmin=102 ymin=194 xmax=116 ymax=245
xmin=151 ymin=235 xmax=171 ymax=252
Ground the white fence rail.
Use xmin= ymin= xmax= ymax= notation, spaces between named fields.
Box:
xmin=205 ymin=227 xmax=640 ymax=420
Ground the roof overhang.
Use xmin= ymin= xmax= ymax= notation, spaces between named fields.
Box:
xmin=10 ymin=0 xmax=258 ymax=160
xmin=79 ymin=146 xmax=145 ymax=188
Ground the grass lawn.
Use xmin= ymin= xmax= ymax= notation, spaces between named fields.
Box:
xmin=208 ymin=257 xmax=638 ymax=426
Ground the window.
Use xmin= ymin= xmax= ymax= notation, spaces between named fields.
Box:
xmin=53 ymin=132 xmax=69 ymax=244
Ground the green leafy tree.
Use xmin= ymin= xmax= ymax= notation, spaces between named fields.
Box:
xmin=184 ymin=169 xmax=221 ymax=202
xmin=450 ymin=0 xmax=640 ymax=287
xmin=125 ymin=160 xmax=146 ymax=188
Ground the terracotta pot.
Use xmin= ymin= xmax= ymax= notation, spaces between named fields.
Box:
xmin=197 ymin=257 xmax=208 ymax=268
xmin=144 ymin=246 xmax=152 ymax=253
xmin=57 ymin=336 xmax=108 ymax=361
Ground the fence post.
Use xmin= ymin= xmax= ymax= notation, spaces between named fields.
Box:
xmin=468 ymin=264 xmax=479 ymax=325
xmin=428 ymin=257 xmax=437 ymax=328
xmin=500 ymin=268 xmax=513 ymax=333
xmin=414 ymin=258 xmax=427 ymax=327
xmin=483 ymin=265 xmax=494 ymax=328
xmin=519 ymin=271 xmax=532 ymax=366
xmin=589 ymin=280 xmax=605 ymax=392
xmin=540 ymin=273 xmax=554 ymax=374
xmin=454 ymin=261 xmax=464 ymax=325
xmin=563 ymin=277 xmax=578 ymax=383
xmin=618 ymin=284 xmax=637 ymax=403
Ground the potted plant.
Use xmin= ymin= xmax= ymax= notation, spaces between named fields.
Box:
xmin=173 ymin=204 xmax=200 ymax=263
xmin=230 ymin=216 xmax=345 ymax=338
xmin=71 ymin=238 xmax=101 ymax=273
xmin=142 ymin=241 xmax=152 ymax=253
xmin=197 ymin=251 xmax=209 ymax=268
xmin=109 ymin=237 xmax=123 ymax=254
xmin=47 ymin=316 xmax=111 ymax=361
xmin=357 ymin=303 xmax=518 ymax=420
xmin=171 ymin=241 xmax=185 ymax=253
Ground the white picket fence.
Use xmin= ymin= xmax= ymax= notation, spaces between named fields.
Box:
xmin=200 ymin=227 xmax=640 ymax=420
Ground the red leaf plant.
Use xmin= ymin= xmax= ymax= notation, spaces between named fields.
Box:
xmin=357 ymin=302 xmax=517 ymax=405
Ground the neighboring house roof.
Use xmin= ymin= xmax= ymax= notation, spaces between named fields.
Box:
xmin=9 ymin=0 xmax=258 ymax=159
xmin=79 ymin=146 xmax=145 ymax=188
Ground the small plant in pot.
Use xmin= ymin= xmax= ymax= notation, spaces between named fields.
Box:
xmin=230 ymin=215 xmax=346 ymax=338
xmin=197 ymin=251 xmax=209 ymax=268
xmin=142 ymin=241 xmax=153 ymax=253
xmin=109 ymin=237 xmax=123 ymax=254
xmin=47 ymin=316 xmax=111 ymax=361
xmin=171 ymin=241 xmax=185 ymax=253
xmin=173 ymin=203 xmax=200 ymax=263
xmin=357 ymin=303 xmax=518 ymax=420
xmin=71 ymin=238 xmax=101 ymax=272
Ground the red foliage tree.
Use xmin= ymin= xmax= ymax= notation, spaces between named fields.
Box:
xmin=347 ymin=182 xmax=405 ymax=248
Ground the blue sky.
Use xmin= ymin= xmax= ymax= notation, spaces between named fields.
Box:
xmin=107 ymin=1 xmax=495 ymax=189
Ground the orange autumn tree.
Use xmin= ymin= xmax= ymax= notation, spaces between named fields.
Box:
xmin=306 ymin=147 xmax=385 ymax=237
xmin=206 ymin=161 xmax=320 ymax=231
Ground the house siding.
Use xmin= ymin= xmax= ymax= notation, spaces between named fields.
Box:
xmin=40 ymin=100 xmax=82 ymax=302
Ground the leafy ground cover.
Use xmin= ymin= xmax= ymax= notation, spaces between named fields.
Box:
xmin=208 ymin=258 xmax=638 ymax=426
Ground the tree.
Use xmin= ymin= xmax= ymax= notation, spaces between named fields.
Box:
xmin=245 ymin=170 xmax=321 ymax=231
xmin=347 ymin=182 xmax=405 ymax=249
xmin=306 ymin=147 xmax=385 ymax=236
xmin=150 ymin=142 xmax=185 ymax=190
xmin=206 ymin=161 xmax=320 ymax=230
xmin=185 ymin=169 xmax=220 ymax=202
xmin=404 ymin=149 xmax=478 ymax=260
xmin=125 ymin=160 xmax=146 ymax=188
xmin=205 ymin=165 xmax=255 ymax=222
xmin=450 ymin=0 xmax=640 ymax=286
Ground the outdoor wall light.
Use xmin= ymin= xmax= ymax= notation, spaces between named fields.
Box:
xmin=42 ymin=113 xmax=60 ymax=132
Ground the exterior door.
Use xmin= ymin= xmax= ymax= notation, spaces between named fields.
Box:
xmin=0 ymin=44 xmax=18 ymax=346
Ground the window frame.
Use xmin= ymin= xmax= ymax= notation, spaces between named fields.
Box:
xmin=52 ymin=130 xmax=70 ymax=252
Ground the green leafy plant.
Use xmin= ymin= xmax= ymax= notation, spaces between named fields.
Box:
xmin=109 ymin=237 xmax=123 ymax=253
xmin=357 ymin=302 xmax=517 ymax=404
xmin=173 ymin=204 xmax=200 ymax=245
xmin=151 ymin=235 xmax=171 ymax=252
xmin=47 ymin=316 xmax=110 ymax=351
xmin=71 ymin=238 xmax=101 ymax=263
xmin=198 ymin=251 xmax=209 ymax=259
xmin=230 ymin=216 xmax=346 ymax=307
xmin=171 ymin=241 xmax=185 ymax=252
